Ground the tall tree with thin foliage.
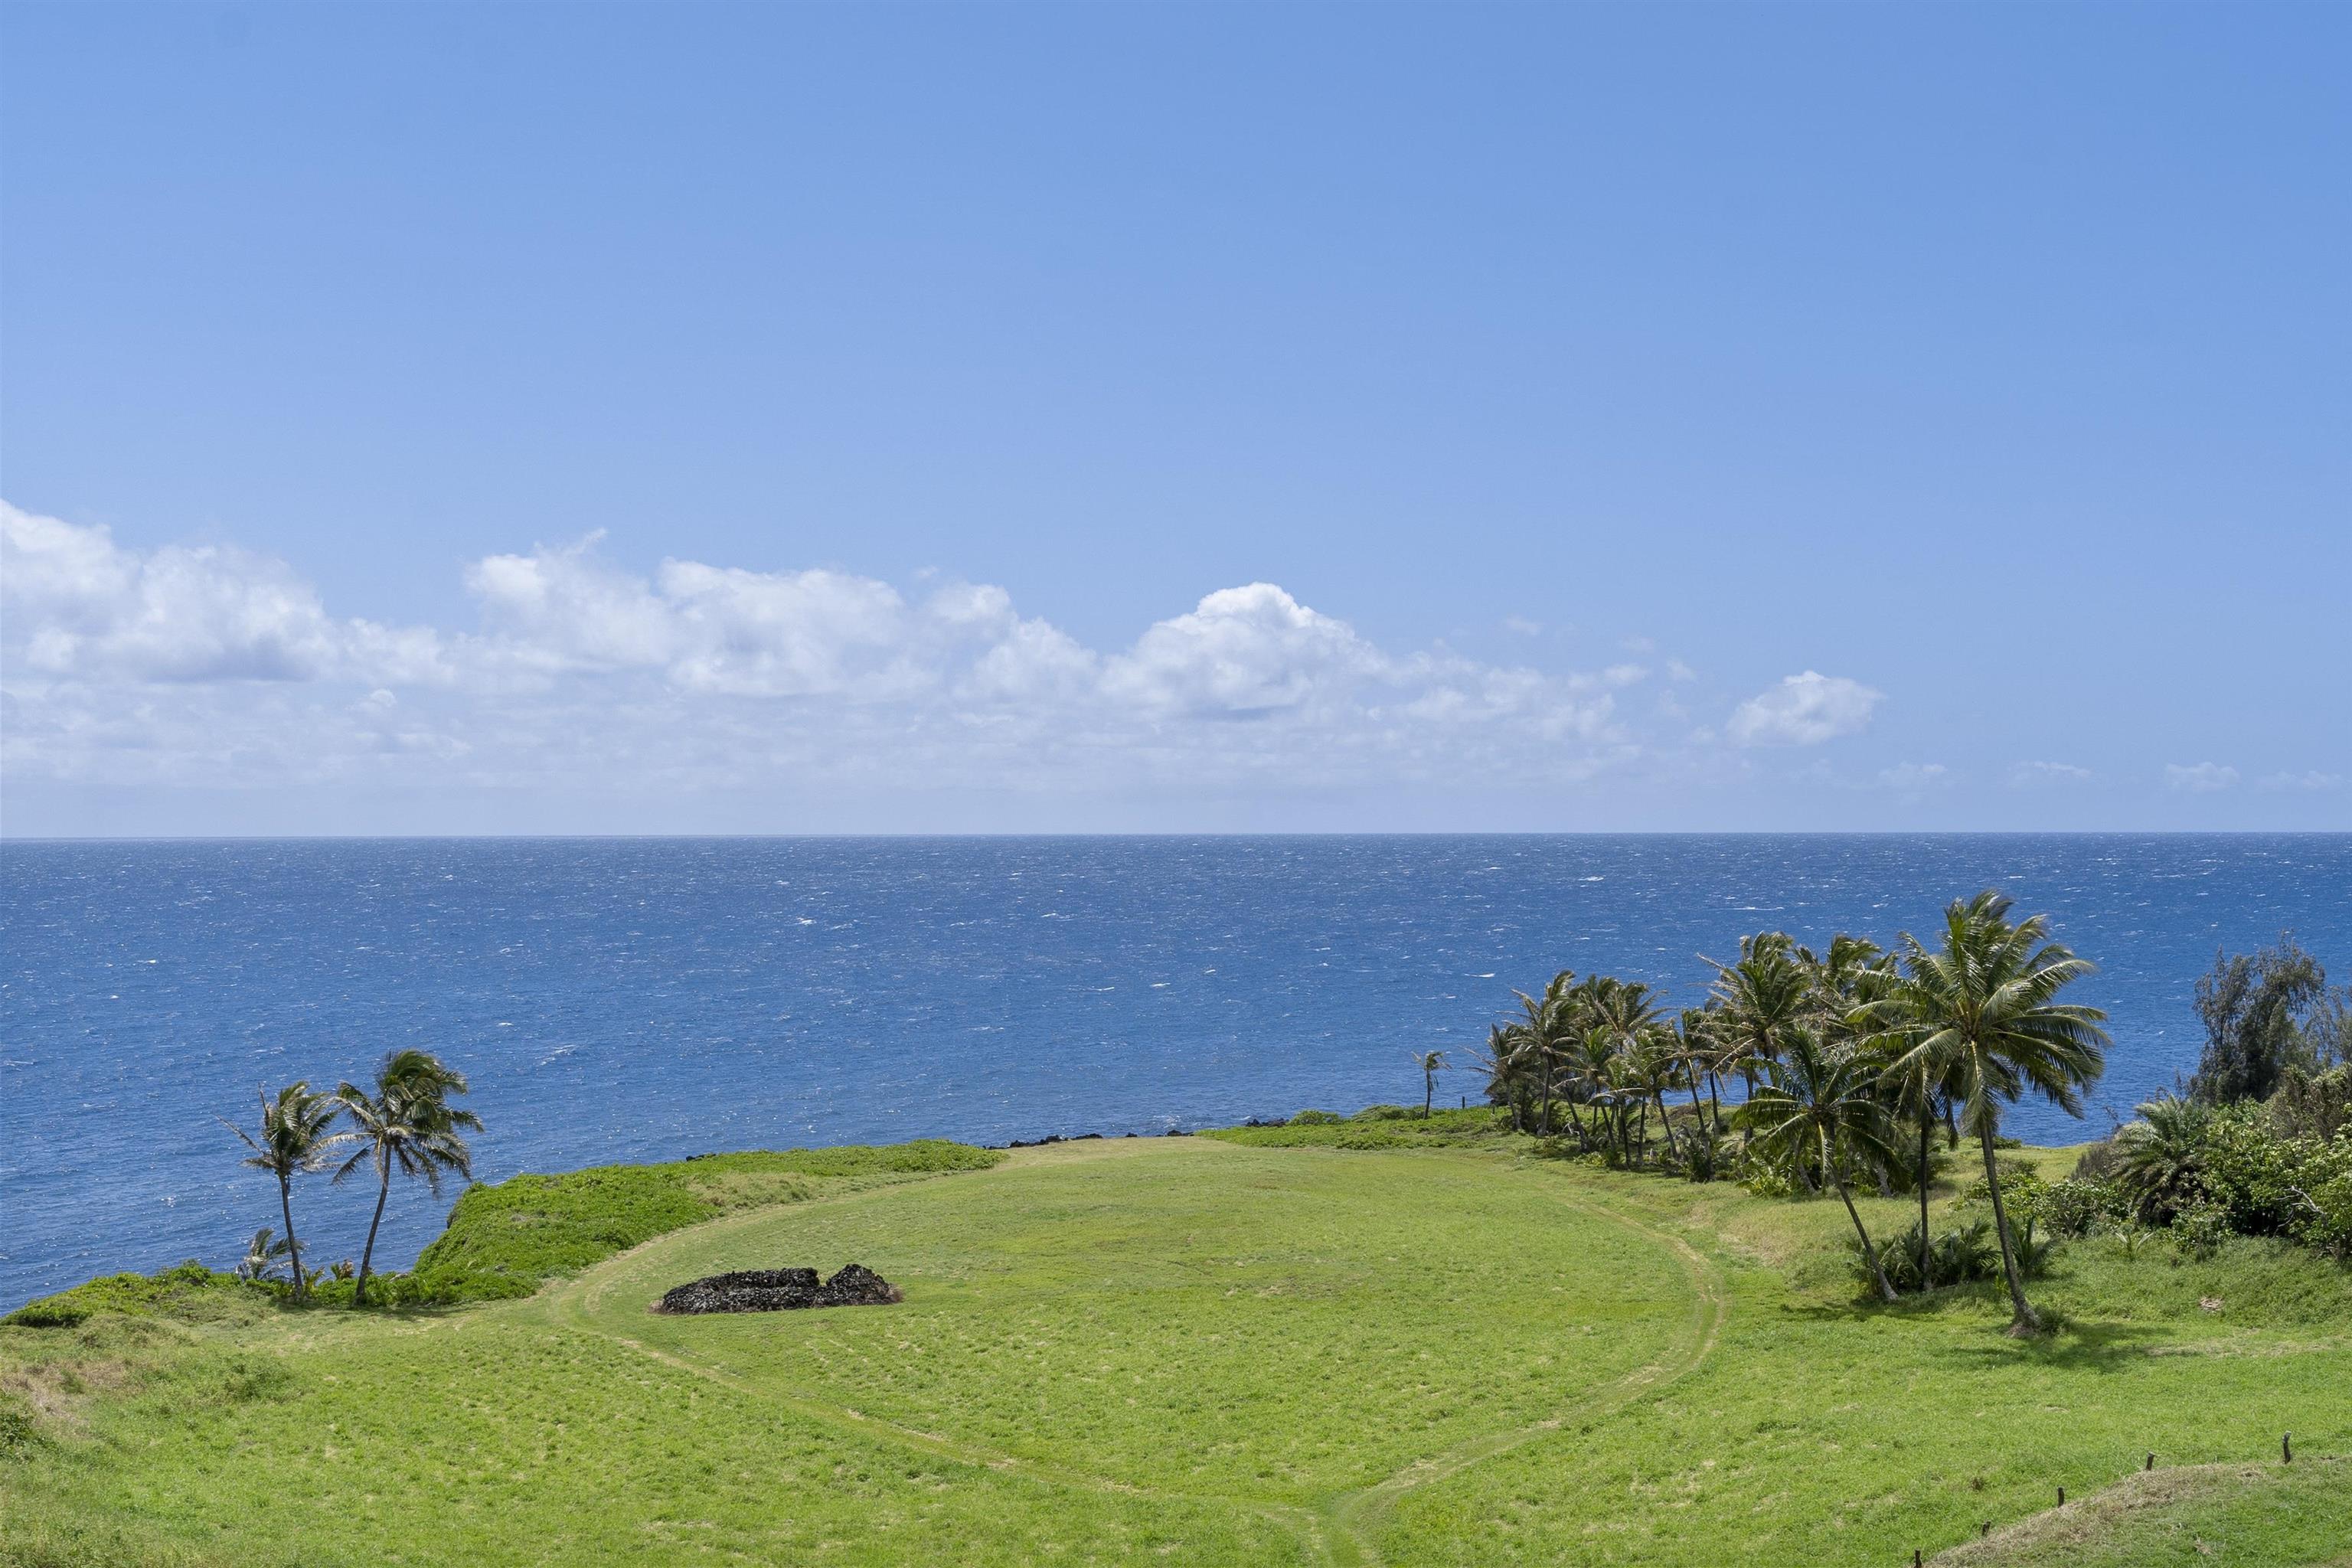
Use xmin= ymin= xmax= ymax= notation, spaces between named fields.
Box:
xmin=1858 ymin=891 xmax=2109 ymax=1334
xmin=1413 ymin=1050 xmax=1447 ymax=1119
xmin=220 ymin=1081 xmax=346 ymax=1303
xmin=334 ymin=1050 xmax=482 ymax=1307
xmin=2189 ymin=937 xmax=2328 ymax=1105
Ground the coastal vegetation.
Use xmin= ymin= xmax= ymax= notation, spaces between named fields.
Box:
xmin=5 ymin=1132 xmax=2347 ymax=1566
xmin=4 ymin=898 xmax=2347 ymax=1565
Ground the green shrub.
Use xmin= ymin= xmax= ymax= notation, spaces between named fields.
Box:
xmin=1288 ymin=1109 xmax=1346 ymax=1125
xmin=2171 ymin=1200 xmax=2233 ymax=1262
xmin=2028 ymin=1176 xmax=2122 ymax=1239
xmin=0 ymin=1393 xmax=44 ymax=1456
xmin=1 ymin=1261 xmax=259 ymax=1330
xmin=1351 ymin=1104 xmax=1414 ymax=1122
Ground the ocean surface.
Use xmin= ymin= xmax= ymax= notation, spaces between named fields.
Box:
xmin=2 ymin=834 xmax=2346 ymax=1311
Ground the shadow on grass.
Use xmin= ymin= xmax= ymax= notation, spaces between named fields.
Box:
xmin=1781 ymin=1285 xmax=2170 ymax=1370
xmin=1929 ymin=1317 xmax=2170 ymax=1372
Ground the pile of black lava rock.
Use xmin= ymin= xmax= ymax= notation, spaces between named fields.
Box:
xmin=657 ymin=1264 xmax=902 ymax=1315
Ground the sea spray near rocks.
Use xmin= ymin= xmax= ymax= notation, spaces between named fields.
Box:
xmin=658 ymin=1264 xmax=901 ymax=1314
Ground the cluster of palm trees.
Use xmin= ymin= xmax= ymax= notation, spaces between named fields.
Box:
xmin=1483 ymin=891 xmax=2109 ymax=1335
xmin=222 ymin=1049 xmax=479 ymax=1307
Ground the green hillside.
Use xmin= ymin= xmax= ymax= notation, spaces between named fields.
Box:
xmin=5 ymin=1130 xmax=2347 ymax=1566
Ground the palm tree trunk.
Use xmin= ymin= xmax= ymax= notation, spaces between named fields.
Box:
xmin=356 ymin=1158 xmax=392 ymax=1308
xmin=279 ymin=1171 xmax=304 ymax=1305
xmin=1538 ymin=1063 xmax=1554 ymax=1138
xmin=1706 ymin=1071 xmax=1722 ymax=1136
xmin=1423 ymin=1073 xmax=1433 ymax=1120
xmin=1916 ymin=1102 xmax=1934 ymax=1289
xmin=1655 ymin=1090 xmax=1680 ymax=1161
xmin=1833 ymin=1167 xmax=1898 ymax=1302
xmin=1977 ymin=1126 xmax=2040 ymax=1334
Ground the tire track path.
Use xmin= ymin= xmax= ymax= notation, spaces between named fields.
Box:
xmin=546 ymin=1161 xmax=1725 ymax=1567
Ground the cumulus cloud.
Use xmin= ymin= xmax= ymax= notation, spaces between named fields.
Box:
xmin=1 ymin=504 xmax=1659 ymax=802
xmin=2 ymin=501 xmax=443 ymax=685
xmin=1103 ymin=583 xmax=1383 ymax=717
xmin=1726 ymin=671 xmax=1883 ymax=746
xmin=2164 ymin=762 xmax=2239 ymax=794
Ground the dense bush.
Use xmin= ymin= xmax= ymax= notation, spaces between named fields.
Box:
xmin=1 ymin=1261 xmax=255 ymax=1328
xmin=2074 ymin=1102 xmax=2352 ymax=1265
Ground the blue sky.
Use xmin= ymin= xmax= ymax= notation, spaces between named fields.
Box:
xmin=2 ymin=2 xmax=2345 ymax=835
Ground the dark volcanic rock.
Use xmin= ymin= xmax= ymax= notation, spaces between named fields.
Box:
xmin=658 ymin=1265 xmax=902 ymax=1315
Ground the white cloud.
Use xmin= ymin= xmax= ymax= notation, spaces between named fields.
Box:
xmin=1877 ymin=762 xmax=1949 ymax=792
xmin=2010 ymin=760 xmax=2093 ymax=786
xmin=2164 ymin=762 xmax=2239 ymax=794
xmin=2 ymin=501 xmax=440 ymax=685
xmin=1502 ymin=616 xmax=1543 ymax=638
xmin=1102 ymin=583 xmax=1383 ymax=717
xmin=1726 ymin=671 xmax=1883 ymax=746
xmin=2259 ymin=769 xmax=2344 ymax=792
xmin=1 ymin=505 xmax=1663 ymax=803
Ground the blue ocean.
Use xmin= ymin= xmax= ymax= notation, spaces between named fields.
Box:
xmin=2 ymin=835 xmax=2346 ymax=1311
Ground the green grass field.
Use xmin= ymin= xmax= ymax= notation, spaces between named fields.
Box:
xmin=5 ymin=1127 xmax=2347 ymax=1566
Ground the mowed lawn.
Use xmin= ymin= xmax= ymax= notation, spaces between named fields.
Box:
xmin=5 ymin=1135 xmax=2349 ymax=1567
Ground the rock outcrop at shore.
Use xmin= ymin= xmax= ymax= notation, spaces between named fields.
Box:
xmin=657 ymin=1264 xmax=901 ymax=1314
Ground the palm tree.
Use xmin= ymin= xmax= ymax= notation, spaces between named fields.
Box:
xmin=1413 ymin=1050 xmax=1448 ymax=1119
xmin=220 ymin=1081 xmax=346 ymax=1303
xmin=1738 ymin=1029 xmax=1903 ymax=1302
xmin=1706 ymin=933 xmax=1812 ymax=1132
xmin=1858 ymin=890 xmax=2109 ymax=1334
xmin=235 ymin=1227 xmax=292 ymax=1283
xmin=1867 ymin=1026 xmax=1958 ymax=1291
xmin=1580 ymin=977 xmax=1666 ymax=1161
xmin=1671 ymin=1008 xmax=1721 ymax=1148
xmin=334 ymin=1050 xmax=482 ymax=1307
xmin=2112 ymin=1094 xmax=2210 ymax=1225
xmin=1478 ymin=1023 xmax=1534 ymax=1132
xmin=1509 ymin=972 xmax=1583 ymax=1137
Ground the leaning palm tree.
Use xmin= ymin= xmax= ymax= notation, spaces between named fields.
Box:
xmin=1857 ymin=890 xmax=2109 ymax=1334
xmin=1413 ymin=1050 xmax=1447 ymax=1119
xmin=334 ymin=1050 xmax=482 ymax=1307
xmin=1738 ymin=1029 xmax=1903 ymax=1302
xmin=220 ymin=1081 xmax=346 ymax=1303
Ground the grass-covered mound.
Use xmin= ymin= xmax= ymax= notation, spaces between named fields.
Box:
xmin=1931 ymin=1457 xmax=2350 ymax=1566
xmin=1200 ymin=1103 xmax=1514 ymax=1151
xmin=4 ymin=1133 xmax=2347 ymax=1567
xmin=0 ymin=1263 xmax=261 ymax=1331
xmin=2 ymin=1140 xmax=1002 ymax=1324
xmin=405 ymin=1139 xmax=999 ymax=1302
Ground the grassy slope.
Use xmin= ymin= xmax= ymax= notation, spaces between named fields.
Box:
xmin=4 ymin=1129 xmax=2347 ymax=1567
